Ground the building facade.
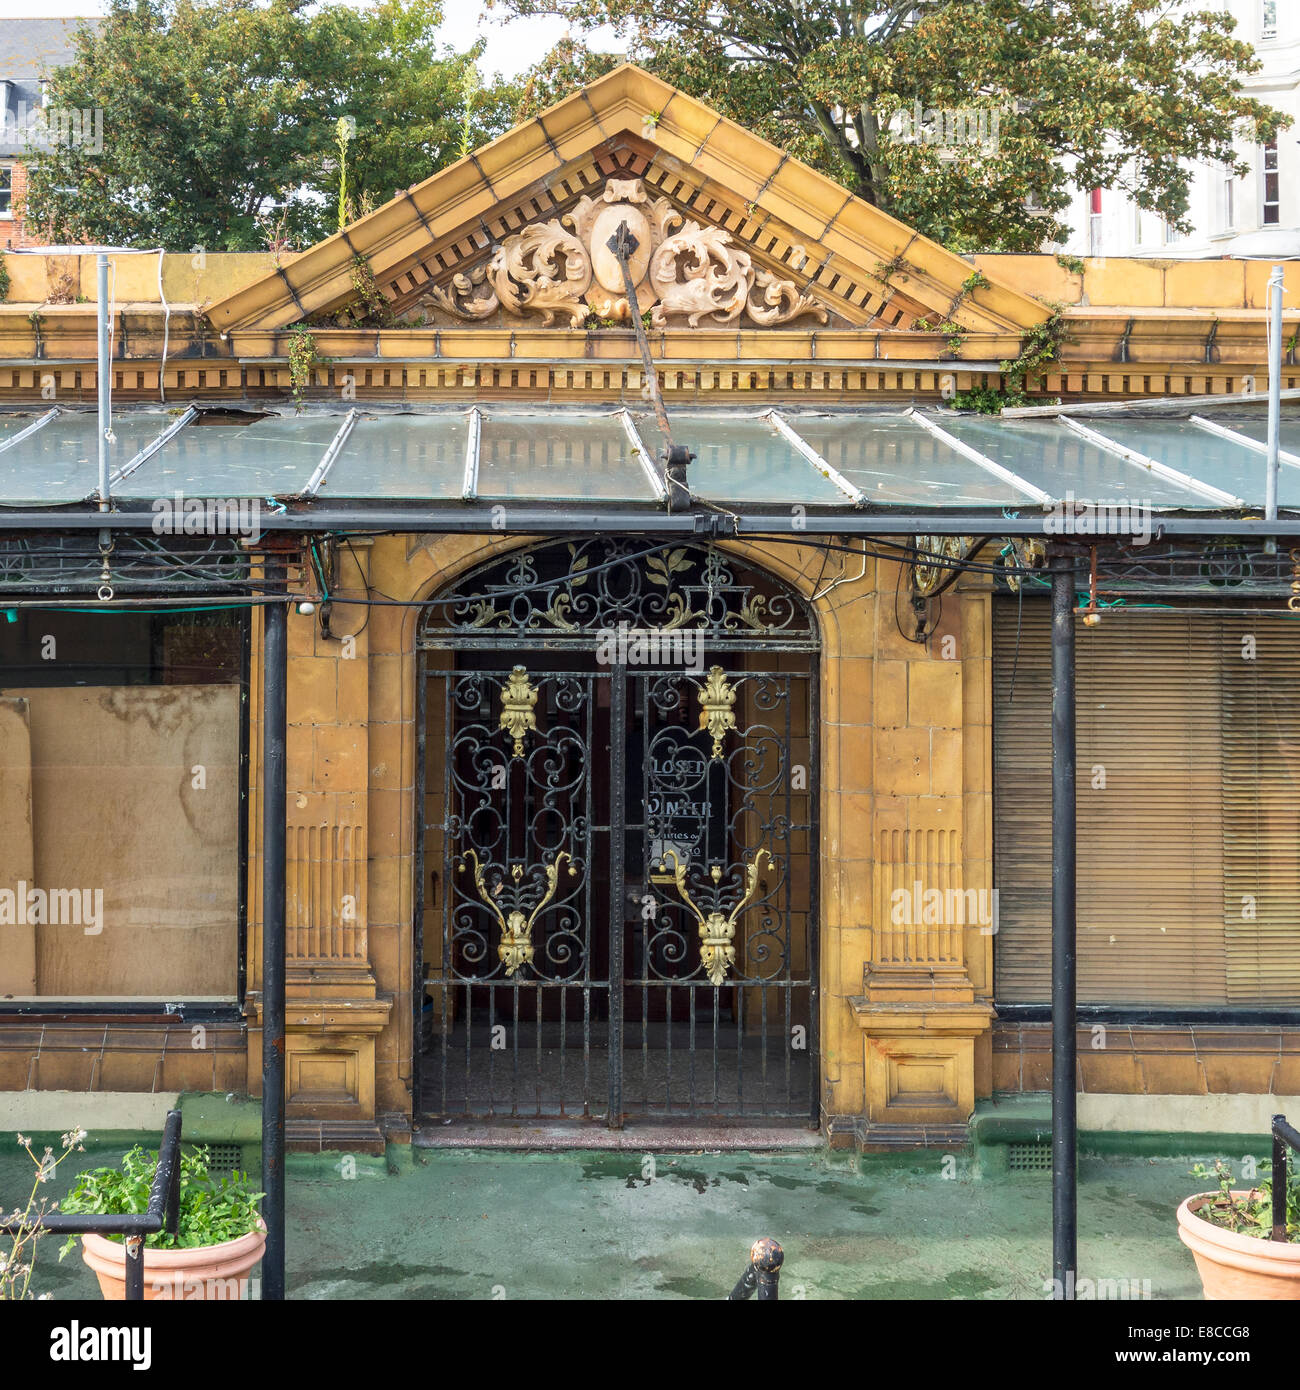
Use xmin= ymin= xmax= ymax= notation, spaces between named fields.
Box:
xmin=0 ymin=19 xmax=90 ymax=251
xmin=1059 ymin=0 xmax=1298 ymax=258
xmin=1 ymin=67 xmax=1298 ymax=1153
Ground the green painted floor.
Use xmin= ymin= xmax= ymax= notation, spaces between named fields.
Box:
xmin=5 ymin=1139 xmax=1217 ymax=1300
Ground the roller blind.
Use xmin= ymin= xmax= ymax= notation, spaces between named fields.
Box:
xmin=992 ymin=600 xmax=1300 ymax=1006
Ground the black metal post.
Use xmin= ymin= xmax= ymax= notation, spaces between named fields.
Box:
xmin=261 ymin=562 xmax=288 ymax=1300
xmin=727 ymin=1238 xmax=784 ymax=1300
xmin=1273 ymin=1114 xmax=1288 ymax=1242
xmin=607 ymin=664 xmax=626 ymax=1128
xmin=124 ymin=1236 xmax=144 ymax=1301
xmin=1050 ymin=553 xmax=1078 ymax=1298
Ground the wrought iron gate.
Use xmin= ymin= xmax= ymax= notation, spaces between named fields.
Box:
xmin=415 ymin=538 xmax=819 ymax=1125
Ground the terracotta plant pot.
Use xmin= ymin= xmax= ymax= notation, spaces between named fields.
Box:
xmin=80 ymin=1218 xmax=266 ymax=1301
xmin=1177 ymin=1193 xmax=1300 ymax=1300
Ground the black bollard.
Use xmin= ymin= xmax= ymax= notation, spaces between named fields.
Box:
xmin=727 ymin=1237 xmax=784 ymax=1300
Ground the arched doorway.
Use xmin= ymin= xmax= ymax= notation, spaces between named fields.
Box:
xmin=415 ymin=537 xmax=819 ymax=1128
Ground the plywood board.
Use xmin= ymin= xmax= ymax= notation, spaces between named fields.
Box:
xmin=0 ymin=696 xmax=36 ymax=995
xmin=11 ymin=685 xmax=240 ymax=998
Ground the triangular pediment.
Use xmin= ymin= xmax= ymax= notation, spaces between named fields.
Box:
xmin=206 ymin=64 xmax=1048 ymax=339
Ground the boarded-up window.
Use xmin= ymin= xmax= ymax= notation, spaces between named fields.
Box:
xmin=0 ymin=611 xmax=243 ymax=1000
xmin=993 ymin=601 xmax=1300 ymax=1006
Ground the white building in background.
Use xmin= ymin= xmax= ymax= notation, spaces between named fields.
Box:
xmin=1057 ymin=0 xmax=1297 ymax=258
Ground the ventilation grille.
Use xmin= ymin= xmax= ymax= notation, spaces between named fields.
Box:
xmin=1007 ymin=1141 xmax=1052 ymax=1172
xmin=190 ymin=1142 xmax=244 ymax=1177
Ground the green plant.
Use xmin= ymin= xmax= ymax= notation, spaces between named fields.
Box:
xmin=58 ymin=1144 xmax=262 ymax=1257
xmin=939 ymin=319 xmax=967 ymax=354
xmin=1055 ymin=253 xmax=1087 ymax=277
xmin=0 ymin=256 xmax=10 ymax=303
xmin=1189 ymin=1158 xmax=1300 ymax=1241
xmin=948 ymin=385 xmax=1025 ymax=414
xmin=335 ymin=115 xmax=353 ymax=232
xmin=287 ymin=324 xmax=331 ymax=407
xmin=874 ymin=254 xmax=909 ymax=287
xmin=347 ymin=254 xmax=389 ymax=326
xmin=1000 ymin=305 xmax=1069 ymax=395
xmin=2 ymin=1127 xmax=87 ymax=1300
xmin=961 ymin=269 xmax=991 ymax=294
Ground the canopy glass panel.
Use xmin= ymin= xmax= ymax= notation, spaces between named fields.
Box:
xmin=0 ymin=410 xmax=184 ymax=505
xmin=932 ymin=414 xmax=1210 ymax=508
xmin=475 ymin=412 xmax=657 ymax=501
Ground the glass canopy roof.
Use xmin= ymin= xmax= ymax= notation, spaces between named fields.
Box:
xmin=0 ymin=403 xmax=1292 ymax=514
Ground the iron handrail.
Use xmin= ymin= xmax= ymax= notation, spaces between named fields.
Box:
xmin=728 ymin=1237 xmax=783 ymax=1300
xmin=0 ymin=1108 xmax=183 ymax=1299
xmin=1271 ymin=1113 xmax=1300 ymax=1243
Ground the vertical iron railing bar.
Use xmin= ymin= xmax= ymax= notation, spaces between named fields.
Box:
xmin=1271 ymin=1114 xmax=1300 ymax=1241
xmin=808 ymin=665 xmax=821 ymax=1128
xmin=412 ymin=652 xmax=426 ymax=1116
xmin=608 ymin=665 xmax=627 ymax=1127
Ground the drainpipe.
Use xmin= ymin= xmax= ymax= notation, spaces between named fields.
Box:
xmin=1267 ymin=264 xmax=1283 ymax=530
xmin=261 ymin=557 xmax=288 ymax=1300
xmin=1050 ymin=550 xmax=1078 ymax=1299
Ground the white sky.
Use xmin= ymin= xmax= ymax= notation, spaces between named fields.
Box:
xmin=0 ymin=2 xmax=627 ymax=79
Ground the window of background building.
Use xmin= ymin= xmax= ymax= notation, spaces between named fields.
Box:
xmin=1223 ymin=166 xmax=1236 ymax=231
xmin=1262 ymin=0 xmax=1278 ymax=41
xmin=0 ymin=608 xmax=246 ymax=1003
xmin=1263 ymin=139 xmax=1280 ymax=224
xmin=0 ymin=166 xmax=12 ymax=219
xmin=993 ymin=602 xmax=1300 ymax=1009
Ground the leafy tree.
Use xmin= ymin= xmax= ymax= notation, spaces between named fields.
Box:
xmin=23 ymin=0 xmax=516 ymax=252
xmin=497 ymin=0 xmax=1287 ymax=252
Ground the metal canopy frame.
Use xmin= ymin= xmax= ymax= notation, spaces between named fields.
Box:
xmin=1058 ymin=416 xmax=1244 ymax=507
xmin=2 ymin=402 xmax=1299 ymax=522
xmin=907 ymin=408 xmax=1053 ymax=505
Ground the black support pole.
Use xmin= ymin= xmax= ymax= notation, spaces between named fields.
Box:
xmin=1050 ymin=552 xmax=1078 ymax=1298
xmin=261 ymin=563 xmax=288 ymax=1300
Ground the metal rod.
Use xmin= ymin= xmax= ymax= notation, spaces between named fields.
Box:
xmin=1058 ymin=416 xmax=1243 ymax=506
xmin=765 ymin=410 xmax=865 ymax=506
xmin=461 ymin=406 xmax=482 ymax=501
xmin=124 ymin=1236 xmax=144 ymax=1301
xmin=7 ymin=509 xmax=1300 ymax=537
xmin=1050 ymin=552 xmax=1078 ymax=1298
xmin=0 ymin=407 xmax=59 ymax=454
xmin=1273 ymin=1114 xmax=1288 ymax=1242
xmin=96 ymin=253 xmax=110 ymax=511
xmin=618 ymin=408 xmax=666 ymax=501
xmin=301 ymin=407 xmax=359 ymax=497
xmin=109 ymin=406 xmax=198 ymax=487
xmin=261 ymin=564 xmax=288 ymax=1301
xmin=908 ymin=408 xmax=1054 ymax=505
xmin=1189 ymin=414 xmax=1300 ymax=468
xmin=1267 ymin=265 xmax=1284 ymax=524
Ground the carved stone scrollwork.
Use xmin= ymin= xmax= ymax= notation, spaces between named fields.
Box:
xmin=416 ymin=176 xmax=829 ymax=329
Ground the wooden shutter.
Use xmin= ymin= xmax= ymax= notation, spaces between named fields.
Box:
xmin=993 ymin=600 xmax=1300 ymax=1007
